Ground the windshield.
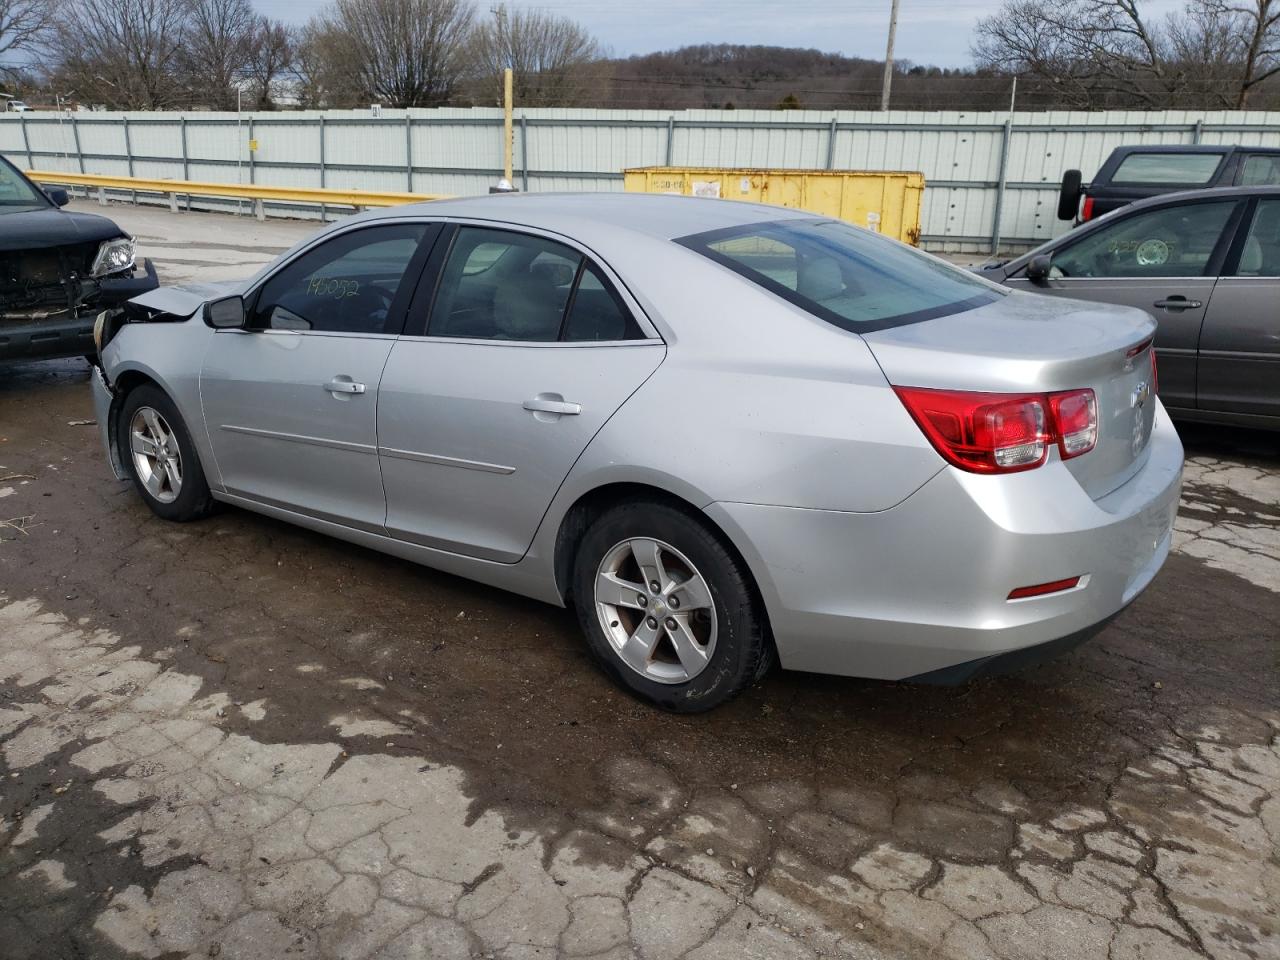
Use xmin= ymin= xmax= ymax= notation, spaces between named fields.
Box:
xmin=677 ymin=219 xmax=1002 ymax=332
xmin=0 ymin=158 xmax=49 ymax=211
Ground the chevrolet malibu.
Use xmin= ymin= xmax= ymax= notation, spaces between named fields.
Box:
xmin=92 ymin=194 xmax=1183 ymax=711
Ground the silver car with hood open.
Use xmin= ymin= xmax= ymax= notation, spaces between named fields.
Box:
xmin=92 ymin=193 xmax=1183 ymax=711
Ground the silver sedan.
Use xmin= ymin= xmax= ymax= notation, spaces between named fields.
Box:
xmin=92 ymin=194 xmax=1183 ymax=711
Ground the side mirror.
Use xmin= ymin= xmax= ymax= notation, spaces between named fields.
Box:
xmin=204 ymin=295 xmax=247 ymax=329
xmin=1025 ymin=254 xmax=1052 ymax=283
xmin=47 ymin=187 xmax=69 ymax=207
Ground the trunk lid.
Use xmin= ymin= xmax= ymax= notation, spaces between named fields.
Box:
xmin=862 ymin=290 xmax=1159 ymax=500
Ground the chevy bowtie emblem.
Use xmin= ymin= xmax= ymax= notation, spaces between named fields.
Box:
xmin=1131 ymin=380 xmax=1150 ymax=408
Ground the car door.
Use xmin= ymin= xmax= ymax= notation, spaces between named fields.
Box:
xmin=377 ymin=223 xmax=665 ymax=563
xmin=200 ymin=221 xmax=437 ymax=532
xmin=1004 ymin=198 xmax=1242 ymax=412
xmin=1197 ymin=197 xmax=1280 ymax=419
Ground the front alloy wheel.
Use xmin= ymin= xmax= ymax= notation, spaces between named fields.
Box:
xmin=594 ymin=537 xmax=718 ymax=684
xmin=129 ymin=406 xmax=183 ymax=504
xmin=118 ymin=383 xmax=215 ymax=522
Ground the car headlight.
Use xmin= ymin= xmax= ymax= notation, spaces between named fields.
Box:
xmin=90 ymin=237 xmax=136 ymax=277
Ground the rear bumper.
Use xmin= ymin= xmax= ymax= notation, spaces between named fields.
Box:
xmin=706 ymin=400 xmax=1183 ymax=682
xmin=0 ymin=259 xmax=158 ymax=363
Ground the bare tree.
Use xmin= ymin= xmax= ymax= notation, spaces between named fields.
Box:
xmin=179 ymin=0 xmax=257 ymax=108
xmin=1205 ymin=0 xmax=1280 ymax=105
xmin=973 ymin=0 xmax=1177 ymax=107
xmin=307 ymin=0 xmax=474 ymax=108
xmin=974 ymin=0 xmax=1280 ymax=107
xmin=50 ymin=0 xmax=188 ymax=108
xmin=0 ymin=0 xmax=50 ymax=81
xmin=470 ymin=4 xmax=601 ymax=106
xmin=245 ymin=16 xmax=293 ymax=109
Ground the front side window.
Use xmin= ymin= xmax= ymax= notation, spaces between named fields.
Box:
xmin=1240 ymin=155 xmax=1280 ymax=186
xmin=251 ymin=223 xmax=427 ymax=333
xmin=1235 ymin=199 xmax=1280 ymax=277
xmin=1111 ymin=152 xmax=1223 ymax=185
xmin=427 ymin=227 xmax=643 ymax=342
xmin=679 ymin=218 xmax=1001 ymax=332
xmin=1050 ymin=201 xmax=1237 ymax=279
xmin=0 ymin=158 xmax=47 ymax=210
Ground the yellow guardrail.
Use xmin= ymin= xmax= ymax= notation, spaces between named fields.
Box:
xmin=26 ymin=170 xmax=446 ymax=218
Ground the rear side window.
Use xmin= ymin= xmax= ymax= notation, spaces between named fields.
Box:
xmin=427 ymin=227 xmax=644 ymax=342
xmin=1239 ymin=155 xmax=1280 ymax=186
xmin=678 ymin=219 xmax=1002 ymax=332
xmin=1235 ymin=199 xmax=1280 ymax=277
xmin=1111 ymin=153 xmax=1223 ymax=185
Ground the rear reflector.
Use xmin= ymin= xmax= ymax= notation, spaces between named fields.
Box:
xmin=1008 ymin=577 xmax=1082 ymax=600
xmin=894 ymin=386 xmax=1097 ymax=474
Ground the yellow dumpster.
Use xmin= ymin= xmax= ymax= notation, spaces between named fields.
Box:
xmin=623 ymin=167 xmax=925 ymax=245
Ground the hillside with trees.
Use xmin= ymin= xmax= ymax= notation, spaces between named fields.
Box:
xmin=0 ymin=0 xmax=1275 ymax=110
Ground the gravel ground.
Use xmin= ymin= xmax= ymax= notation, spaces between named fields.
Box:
xmin=0 ymin=202 xmax=1277 ymax=960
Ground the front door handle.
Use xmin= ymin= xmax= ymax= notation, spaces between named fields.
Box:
xmin=523 ymin=396 xmax=581 ymax=416
xmin=325 ymin=378 xmax=366 ymax=395
xmin=1153 ymin=297 xmax=1202 ymax=311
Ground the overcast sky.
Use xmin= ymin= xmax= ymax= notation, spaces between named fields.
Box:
xmin=257 ymin=0 xmax=1002 ymax=68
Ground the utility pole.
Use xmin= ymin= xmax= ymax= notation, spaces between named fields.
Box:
xmin=879 ymin=0 xmax=900 ymax=111
xmin=503 ymin=67 xmax=514 ymax=185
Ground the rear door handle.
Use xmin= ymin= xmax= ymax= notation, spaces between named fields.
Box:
xmin=1153 ymin=297 xmax=1202 ymax=311
xmin=325 ymin=378 xmax=366 ymax=395
xmin=523 ymin=397 xmax=581 ymax=416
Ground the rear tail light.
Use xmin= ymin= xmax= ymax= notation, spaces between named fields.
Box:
xmin=1151 ymin=348 xmax=1159 ymax=394
xmin=895 ymin=386 xmax=1098 ymax=474
xmin=1080 ymin=196 xmax=1095 ymax=221
xmin=1049 ymin=389 xmax=1097 ymax=459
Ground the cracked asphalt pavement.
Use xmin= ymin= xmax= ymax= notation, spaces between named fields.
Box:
xmin=1 ymin=203 xmax=1278 ymax=960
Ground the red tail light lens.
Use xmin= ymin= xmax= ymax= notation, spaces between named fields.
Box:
xmin=1080 ymin=196 xmax=1095 ymax=221
xmin=894 ymin=388 xmax=1049 ymax=473
xmin=1049 ymin=389 xmax=1097 ymax=459
xmin=895 ymin=386 xmax=1098 ymax=474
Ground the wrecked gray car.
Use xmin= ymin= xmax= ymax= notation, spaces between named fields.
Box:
xmin=0 ymin=156 xmax=157 ymax=363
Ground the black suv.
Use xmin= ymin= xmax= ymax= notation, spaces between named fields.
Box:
xmin=1058 ymin=144 xmax=1280 ymax=224
xmin=0 ymin=157 xmax=157 ymax=363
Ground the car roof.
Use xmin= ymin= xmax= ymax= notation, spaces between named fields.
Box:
xmin=346 ymin=192 xmax=814 ymax=244
xmin=1107 ymin=184 xmax=1280 ymax=209
xmin=1109 ymin=144 xmax=1280 ymax=155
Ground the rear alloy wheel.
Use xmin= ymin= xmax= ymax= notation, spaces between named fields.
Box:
xmin=118 ymin=384 xmax=216 ymax=522
xmin=572 ymin=501 xmax=772 ymax=712
xmin=594 ymin=537 xmax=718 ymax=685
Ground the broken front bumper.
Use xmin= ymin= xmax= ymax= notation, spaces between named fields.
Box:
xmin=0 ymin=259 xmax=158 ymax=363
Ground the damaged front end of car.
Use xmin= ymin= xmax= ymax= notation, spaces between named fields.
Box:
xmin=0 ymin=236 xmax=159 ymax=363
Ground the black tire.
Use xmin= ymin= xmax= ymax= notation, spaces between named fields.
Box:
xmin=571 ymin=500 xmax=773 ymax=713
xmin=1057 ymin=169 xmax=1083 ymax=221
xmin=117 ymin=383 xmax=216 ymax=522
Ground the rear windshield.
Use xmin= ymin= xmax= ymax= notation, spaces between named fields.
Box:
xmin=677 ymin=219 xmax=1002 ymax=332
xmin=1111 ymin=152 xmax=1223 ymax=185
